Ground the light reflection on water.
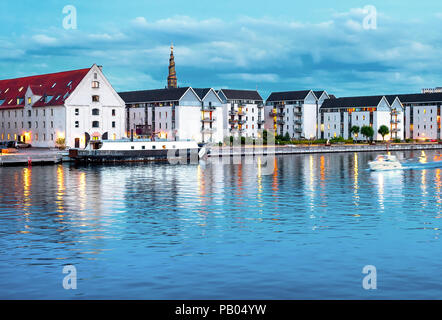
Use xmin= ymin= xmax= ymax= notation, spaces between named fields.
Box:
xmin=0 ymin=150 xmax=442 ymax=299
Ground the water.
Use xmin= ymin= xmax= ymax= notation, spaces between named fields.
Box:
xmin=0 ymin=150 xmax=441 ymax=299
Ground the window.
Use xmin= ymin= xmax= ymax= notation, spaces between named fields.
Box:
xmin=131 ymin=146 xmax=134 ymax=150
xmin=75 ymin=121 xmax=79 ymax=128
xmin=92 ymin=121 xmax=99 ymax=128
xmin=112 ymin=109 xmax=116 ymax=116
xmin=92 ymin=95 xmax=100 ymax=102
xmin=35 ymin=122 xmax=38 ymax=128
xmin=94 ymin=73 xmax=98 ymax=80
xmin=142 ymin=146 xmax=146 ymax=150
xmin=75 ymin=108 xmax=79 ymax=116
xmin=43 ymin=121 xmax=46 ymax=128
xmin=92 ymin=81 xmax=100 ymax=88
xmin=28 ymin=110 xmax=31 ymax=117
xmin=35 ymin=110 xmax=38 ymax=116
xmin=92 ymin=108 xmax=100 ymax=115
xmin=51 ymin=109 xmax=54 ymax=116
xmin=28 ymin=122 xmax=31 ymax=129
xmin=51 ymin=121 xmax=53 ymax=128
xmin=112 ymin=121 xmax=116 ymax=128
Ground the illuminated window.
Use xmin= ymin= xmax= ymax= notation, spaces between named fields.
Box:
xmin=92 ymin=81 xmax=100 ymax=88
xmin=28 ymin=97 xmax=31 ymax=105
xmin=92 ymin=95 xmax=100 ymax=102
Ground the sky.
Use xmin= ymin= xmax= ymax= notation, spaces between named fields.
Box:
xmin=1 ymin=0 xmax=442 ymax=99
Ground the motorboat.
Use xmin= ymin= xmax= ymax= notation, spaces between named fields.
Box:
xmin=368 ymin=154 xmax=402 ymax=171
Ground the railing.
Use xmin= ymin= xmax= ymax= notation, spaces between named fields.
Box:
xmin=277 ymin=112 xmax=285 ymax=117
xmin=238 ymin=111 xmax=246 ymax=116
xmin=277 ymin=120 xmax=286 ymax=125
xmin=257 ymin=119 xmax=265 ymax=125
xmin=229 ymin=119 xmax=238 ymax=125
xmin=391 ymin=119 xmax=401 ymax=124
xmin=269 ymin=111 xmax=277 ymax=117
xmin=294 ymin=120 xmax=302 ymax=125
xmin=229 ymin=110 xmax=237 ymax=116
xmin=391 ymin=128 xmax=401 ymax=133
xmin=201 ymin=127 xmax=216 ymax=133
xmin=201 ymin=117 xmax=216 ymax=122
xmin=238 ymin=120 xmax=246 ymax=125
xmin=257 ymin=104 xmax=264 ymax=108
xmin=294 ymin=112 xmax=302 ymax=116
xmin=201 ymin=105 xmax=217 ymax=111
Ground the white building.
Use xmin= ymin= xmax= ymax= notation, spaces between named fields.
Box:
xmin=0 ymin=64 xmax=126 ymax=148
xmin=265 ymin=90 xmax=321 ymax=139
xmin=119 ymin=87 xmax=224 ymax=144
xmin=217 ymin=89 xmax=264 ymax=139
xmin=319 ymin=95 xmax=405 ymax=141
xmin=386 ymin=93 xmax=442 ymax=140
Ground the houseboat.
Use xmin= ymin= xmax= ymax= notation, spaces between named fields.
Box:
xmin=69 ymin=139 xmax=201 ymax=163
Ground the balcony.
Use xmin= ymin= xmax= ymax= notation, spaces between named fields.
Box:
xmin=294 ymin=120 xmax=302 ymax=125
xmin=238 ymin=111 xmax=246 ymax=116
xmin=229 ymin=110 xmax=238 ymax=116
xmin=238 ymin=120 xmax=246 ymax=125
xmin=277 ymin=120 xmax=286 ymax=125
xmin=229 ymin=119 xmax=238 ymax=125
xmin=257 ymin=104 xmax=264 ymax=108
xmin=201 ymin=105 xmax=216 ymax=111
xmin=201 ymin=117 xmax=216 ymax=123
xmin=294 ymin=112 xmax=302 ymax=116
xmin=277 ymin=112 xmax=285 ymax=117
xmin=269 ymin=111 xmax=277 ymax=117
xmin=257 ymin=119 xmax=265 ymax=125
xmin=201 ymin=127 xmax=216 ymax=133
xmin=391 ymin=119 xmax=401 ymax=124
xmin=295 ymin=127 xmax=302 ymax=133
xmin=391 ymin=110 xmax=400 ymax=115
xmin=391 ymin=128 xmax=401 ymax=133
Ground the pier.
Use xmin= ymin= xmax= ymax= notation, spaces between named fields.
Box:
xmin=0 ymin=149 xmax=63 ymax=166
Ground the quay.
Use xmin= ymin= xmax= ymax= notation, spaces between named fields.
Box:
xmin=208 ymin=143 xmax=442 ymax=157
xmin=0 ymin=149 xmax=64 ymax=166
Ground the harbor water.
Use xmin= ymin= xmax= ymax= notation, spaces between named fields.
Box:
xmin=0 ymin=150 xmax=441 ymax=299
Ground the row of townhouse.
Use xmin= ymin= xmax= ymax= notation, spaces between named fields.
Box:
xmin=263 ymin=89 xmax=442 ymax=141
xmin=119 ymin=87 xmax=265 ymax=144
xmin=319 ymin=93 xmax=442 ymax=141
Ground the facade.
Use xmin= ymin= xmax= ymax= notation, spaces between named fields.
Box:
xmin=319 ymin=95 xmax=404 ymax=141
xmin=386 ymin=93 xmax=442 ymax=140
xmin=265 ymin=90 xmax=321 ymax=139
xmin=217 ymin=89 xmax=264 ymax=138
xmin=0 ymin=64 xmax=126 ymax=148
xmin=119 ymin=87 xmax=225 ymax=144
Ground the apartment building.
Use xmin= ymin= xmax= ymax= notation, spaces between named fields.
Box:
xmin=217 ymin=89 xmax=264 ymax=139
xmin=319 ymin=95 xmax=404 ymax=141
xmin=119 ymin=87 xmax=225 ymax=143
xmin=0 ymin=64 xmax=126 ymax=148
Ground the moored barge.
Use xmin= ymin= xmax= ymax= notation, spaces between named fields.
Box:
xmin=69 ymin=139 xmax=201 ymax=163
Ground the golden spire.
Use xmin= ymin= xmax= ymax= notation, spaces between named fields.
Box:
xmin=167 ymin=43 xmax=177 ymax=89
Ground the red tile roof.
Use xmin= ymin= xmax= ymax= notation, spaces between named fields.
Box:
xmin=0 ymin=67 xmax=90 ymax=109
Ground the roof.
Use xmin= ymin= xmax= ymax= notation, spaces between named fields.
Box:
xmin=321 ymin=95 xmax=386 ymax=109
xmin=0 ymin=68 xmax=90 ymax=109
xmin=193 ymin=88 xmax=212 ymax=100
xmin=385 ymin=92 xmax=442 ymax=104
xmin=314 ymin=91 xmax=325 ymax=99
xmin=118 ymin=87 xmax=191 ymax=103
xmin=266 ymin=90 xmax=312 ymax=102
xmin=219 ymin=89 xmax=263 ymax=101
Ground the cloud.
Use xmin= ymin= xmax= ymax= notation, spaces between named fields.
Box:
xmin=1 ymin=7 xmax=442 ymax=96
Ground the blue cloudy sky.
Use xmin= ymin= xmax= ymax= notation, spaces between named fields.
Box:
xmin=1 ymin=0 xmax=442 ymax=99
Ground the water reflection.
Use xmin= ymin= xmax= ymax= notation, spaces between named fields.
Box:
xmin=1 ymin=150 xmax=442 ymax=299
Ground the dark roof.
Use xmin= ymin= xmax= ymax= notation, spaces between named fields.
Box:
xmin=193 ymin=88 xmax=212 ymax=100
xmin=0 ymin=68 xmax=90 ymax=109
xmin=314 ymin=91 xmax=325 ymax=99
xmin=385 ymin=92 xmax=442 ymax=104
xmin=321 ymin=95 xmax=386 ymax=109
xmin=219 ymin=89 xmax=263 ymax=101
xmin=118 ymin=87 xmax=191 ymax=103
xmin=266 ymin=90 xmax=312 ymax=102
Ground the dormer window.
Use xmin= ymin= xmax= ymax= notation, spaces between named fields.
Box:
xmin=51 ymin=83 xmax=57 ymax=88
xmin=67 ymin=81 xmax=72 ymax=87
xmin=17 ymin=98 xmax=24 ymax=105
xmin=19 ymin=87 xmax=24 ymax=92
xmin=63 ymin=92 xmax=70 ymax=100
xmin=28 ymin=97 xmax=32 ymax=105
xmin=45 ymin=95 xmax=53 ymax=103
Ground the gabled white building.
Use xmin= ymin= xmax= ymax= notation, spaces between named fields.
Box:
xmin=319 ymin=95 xmax=404 ymax=141
xmin=0 ymin=64 xmax=126 ymax=148
xmin=119 ymin=87 xmax=224 ymax=144
xmin=386 ymin=93 xmax=442 ymax=140
xmin=217 ymin=89 xmax=264 ymax=139
xmin=265 ymin=90 xmax=319 ymax=139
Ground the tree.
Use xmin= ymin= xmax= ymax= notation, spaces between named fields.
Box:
xmin=284 ymin=132 xmax=291 ymax=141
xmin=350 ymin=125 xmax=360 ymax=138
xmin=378 ymin=125 xmax=389 ymax=141
xmin=361 ymin=126 xmax=374 ymax=142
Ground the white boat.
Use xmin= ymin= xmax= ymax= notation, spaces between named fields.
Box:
xmin=69 ymin=139 xmax=200 ymax=163
xmin=368 ymin=154 xmax=402 ymax=171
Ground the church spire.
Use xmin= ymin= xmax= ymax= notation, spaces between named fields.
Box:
xmin=167 ymin=43 xmax=177 ymax=89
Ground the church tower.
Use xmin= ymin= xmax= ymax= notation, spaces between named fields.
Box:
xmin=167 ymin=44 xmax=177 ymax=89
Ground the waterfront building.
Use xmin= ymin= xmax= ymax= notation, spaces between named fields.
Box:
xmin=319 ymin=95 xmax=405 ymax=141
xmin=217 ymin=89 xmax=264 ymax=139
xmin=385 ymin=93 xmax=442 ymax=140
xmin=0 ymin=64 xmax=126 ymax=148
xmin=119 ymin=87 xmax=224 ymax=143
xmin=265 ymin=90 xmax=323 ymax=139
